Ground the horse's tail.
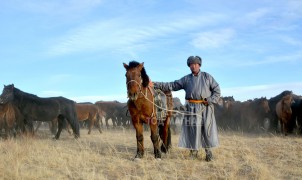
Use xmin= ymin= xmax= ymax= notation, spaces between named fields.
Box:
xmin=58 ymin=99 xmax=80 ymax=138
xmin=70 ymin=102 xmax=80 ymax=138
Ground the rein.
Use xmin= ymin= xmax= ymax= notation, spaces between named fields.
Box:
xmin=126 ymin=80 xmax=208 ymax=119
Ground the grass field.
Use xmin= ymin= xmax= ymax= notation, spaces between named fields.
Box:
xmin=0 ymin=127 xmax=301 ymax=180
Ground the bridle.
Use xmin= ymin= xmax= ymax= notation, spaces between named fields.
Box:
xmin=126 ymin=79 xmax=142 ymax=92
xmin=126 ymin=76 xmax=156 ymax=119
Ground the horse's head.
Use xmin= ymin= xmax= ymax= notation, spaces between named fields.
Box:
xmin=123 ymin=61 xmax=145 ymax=101
xmin=282 ymin=94 xmax=294 ymax=114
xmin=222 ymin=96 xmax=235 ymax=110
xmin=259 ymin=97 xmax=270 ymax=113
xmin=0 ymin=84 xmax=15 ymax=104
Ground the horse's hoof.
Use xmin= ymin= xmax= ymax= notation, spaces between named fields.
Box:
xmin=161 ymin=145 xmax=168 ymax=153
xmin=133 ymin=158 xmax=141 ymax=162
xmin=155 ymin=158 xmax=162 ymax=161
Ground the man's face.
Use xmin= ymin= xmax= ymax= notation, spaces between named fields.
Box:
xmin=189 ymin=63 xmax=200 ymax=74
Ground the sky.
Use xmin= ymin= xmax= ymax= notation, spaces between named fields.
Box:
xmin=1 ymin=0 xmax=302 ymax=105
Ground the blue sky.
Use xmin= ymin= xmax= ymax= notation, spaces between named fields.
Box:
xmin=1 ymin=0 xmax=302 ymax=104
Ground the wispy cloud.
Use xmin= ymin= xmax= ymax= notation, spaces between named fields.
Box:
xmin=70 ymin=94 xmax=128 ymax=103
xmin=243 ymin=8 xmax=271 ymax=25
xmin=223 ymin=82 xmax=302 ymax=101
xmin=10 ymin=0 xmax=103 ymax=15
xmin=40 ymin=90 xmax=65 ymax=97
xmin=47 ymin=13 xmax=227 ymax=56
xmin=191 ymin=28 xmax=235 ymax=49
xmin=279 ymin=35 xmax=302 ymax=46
xmin=48 ymin=74 xmax=73 ymax=84
xmin=232 ymin=51 xmax=302 ymax=67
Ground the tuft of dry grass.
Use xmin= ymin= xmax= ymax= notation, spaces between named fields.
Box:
xmin=0 ymin=128 xmax=301 ymax=180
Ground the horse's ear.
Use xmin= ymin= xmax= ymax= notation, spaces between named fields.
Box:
xmin=137 ymin=62 xmax=144 ymax=71
xmin=123 ymin=63 xmax=128 ymax=70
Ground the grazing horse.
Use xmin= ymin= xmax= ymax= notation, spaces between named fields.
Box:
xmin=0 ymin=84 xmax=80 ymax=139
xmin=296 ymin=99 xmax=302 ymax=134
xmin=240 ymin=97 xmax=270 ymax=132
xmin=123 ymin=61 xmax=173 ymax=160
xmin=276 ymin=94 xmax=293 ymax=135
xmin=215 ymin=96 xmax=237 ymax=130
xmin=95 ymin=101 xmax=126 ymax=129
xmin=76 ymin=103 xmax=102 ymax=134
xmin=268 ymin=90 xmax=293 ymax=132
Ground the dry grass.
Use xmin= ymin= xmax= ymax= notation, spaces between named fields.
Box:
xmin=0 ymin=127 xmax=301 ymax=180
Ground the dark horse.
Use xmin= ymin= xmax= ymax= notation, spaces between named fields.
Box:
xmin=123 ymin=61 xmax=173 ymax=160
xmin=0 ymin=84 xmax=80 ymax=139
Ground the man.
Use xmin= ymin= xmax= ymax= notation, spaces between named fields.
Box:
xmin=153 ymin=55 xmax=221 ymax=161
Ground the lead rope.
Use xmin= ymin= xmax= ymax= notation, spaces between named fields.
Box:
xmin=141 ymin=86 xmax=215 ymax=137
xmin=127 ymin=80 xmax=207 ymax=121
xmin=139 ymin=86 xmax=206 ymax=118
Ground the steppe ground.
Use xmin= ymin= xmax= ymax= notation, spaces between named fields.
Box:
xmin=0 ymin=124 xmax=301 ymax=180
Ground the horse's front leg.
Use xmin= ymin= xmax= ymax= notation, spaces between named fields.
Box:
xmin=150 ymin=117 xmax=161 ymax=159
xmin=88 ymin=119 xmax=93 ymax=134
xmin=133 ymin=121 xmax=144 ymax=159
xmin=25 ymin=119 xmax=35 ymax=136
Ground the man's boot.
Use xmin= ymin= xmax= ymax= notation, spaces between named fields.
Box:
xmin=205 ymin=148 xmax=213 ymax=162
xmin=189 ymin=149 xmax=198 ymax=159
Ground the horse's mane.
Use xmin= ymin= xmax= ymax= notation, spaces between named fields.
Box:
xmin=4 ymin=84 xmax=43 ymax=103
xmin=253 ymin=97 xmax=267 ymax=102
xmin=222 ymin=96 xmax=235 ymax=101
xmin=11 ymin=86 xmax=40 ymax=100
xmin=128 ymin=61 xmax=150 ymax=87
xmin=269 ymin=90 xmax=292 ymax=102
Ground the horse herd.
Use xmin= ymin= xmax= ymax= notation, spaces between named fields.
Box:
xmin=0 ymin=84 xmax=301 ymax=141
xmin=0 ymin=84 xmax=131 ymax=139
xmin=214 ymin=91 xmax=302 ymax=135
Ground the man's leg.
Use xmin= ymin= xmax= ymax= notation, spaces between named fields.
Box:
xmin=205 ymin=148 xmax=213 ymax=161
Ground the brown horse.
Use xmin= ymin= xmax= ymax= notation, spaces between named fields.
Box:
xmin=123 ymin=61 xmax=173 ymax=160
xmin=76 ymin=103 xmax=103 ymax=134
xmin=0 ymin=102 xmax=24 ymax=138
xmin=240 ymin=97 xmax=270 ymax=132
xmin=276 ymin=94 xmax=293 ymax=135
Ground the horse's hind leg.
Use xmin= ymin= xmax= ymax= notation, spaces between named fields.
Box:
xmin=55 ymin=116 xmax=64 ymax=139
xmin=150 ymin=120 xmax=161 ymax=159
xmin=87 ymin=120 xmax=93 ymax=135
xmin=95 ymin=117 xmax=103 ymax=134
xmin=159 ymin=117 xmax=171 ymax=153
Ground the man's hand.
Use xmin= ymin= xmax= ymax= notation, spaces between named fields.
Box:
xmin=152 ymin=82 xmax=160 ymax=89
xmin=203 ymin=98 xmax=209 ymax=106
